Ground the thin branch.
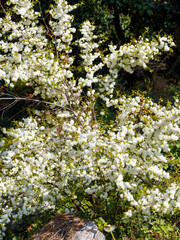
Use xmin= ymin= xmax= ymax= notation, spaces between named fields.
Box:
xmin=0 ymin=96 xmax=73 ymax=112
xmin=38 ymin=1 xmax=54 ymax=38
xmin=6 ymin=102 xmax=37 ymax=122
xmin=45 ymin=181 xmax=86 ymax=213
xmin=137 ymin=175 xmax=152 ymax=187
xmin=0 ymin=1 xmax=7 ymax=14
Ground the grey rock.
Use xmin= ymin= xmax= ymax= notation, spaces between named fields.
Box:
xmin=72 ymin=222 xmax=105 ymax=240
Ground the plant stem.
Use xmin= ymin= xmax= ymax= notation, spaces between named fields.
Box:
xmin=110 ymin=231 xmax=116 ymax=240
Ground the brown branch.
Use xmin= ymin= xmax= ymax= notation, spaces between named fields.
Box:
xmin=45 ymin=181 xmax=86 ymax=213
xmin=112 ymin=3 xmax=126 ymax=44
xmin=137 ymin=174 xmax=152 ymax=187
xmin=0 ymin=1 xmax=7 ymax=14
xmin=0 ymin=95 xmax=73 ymax=112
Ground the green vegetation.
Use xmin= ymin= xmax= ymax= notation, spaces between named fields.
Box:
xmin=0 ymin=0 xmax=179 ymax=239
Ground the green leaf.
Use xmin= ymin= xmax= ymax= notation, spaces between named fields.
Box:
xmin=12 ymin=237 xmax=21 ymax=240
xmin=99 ymin=217 xmax=106 ymax=224
xmin=147 ymin=9 xmax=152 ymax=16
xmin=161 ymin=225 xmax=168 ymax=233
xmin=176 ymin=142 xmax=180 ymax=148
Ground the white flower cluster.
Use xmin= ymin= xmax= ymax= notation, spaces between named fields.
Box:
xmin=0 ymin=97 xmax=179 ymax=237
xmin=0 ymin=0 xmax=175 ymax=105
xmin=0 ymin=0 xmax=179 ymax=238
xmin=0 ymin=0 xmax=77 ymax=103
xmin=7 ymin=0 xmax=38 ymax=19
xmin=49 ymin=0 xmax=77 ymax=55
xmin=77 ymin=21 xmax=104 ymax=90
xmin=0 ymin=118 xmax=60 ymax=237
xmin=138 ymin=183 xmax=180 ymax=216
xmin=104 ymin=36 xmax=175 ymax=75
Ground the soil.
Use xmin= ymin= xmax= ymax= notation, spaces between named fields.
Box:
xmin=30 ymin=213 xmax=86 ymax=240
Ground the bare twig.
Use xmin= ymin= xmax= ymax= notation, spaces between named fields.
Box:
xmin=0 ymin=95 xmax=73 ymax=112
xmin=137 ymin=175 xmax=152 ymax=187
xmin=0 ymin=1 xmax=7 ymax=14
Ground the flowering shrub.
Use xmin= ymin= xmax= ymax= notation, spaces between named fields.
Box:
xmin=0 ymin=0 xmax=179 ymax=238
